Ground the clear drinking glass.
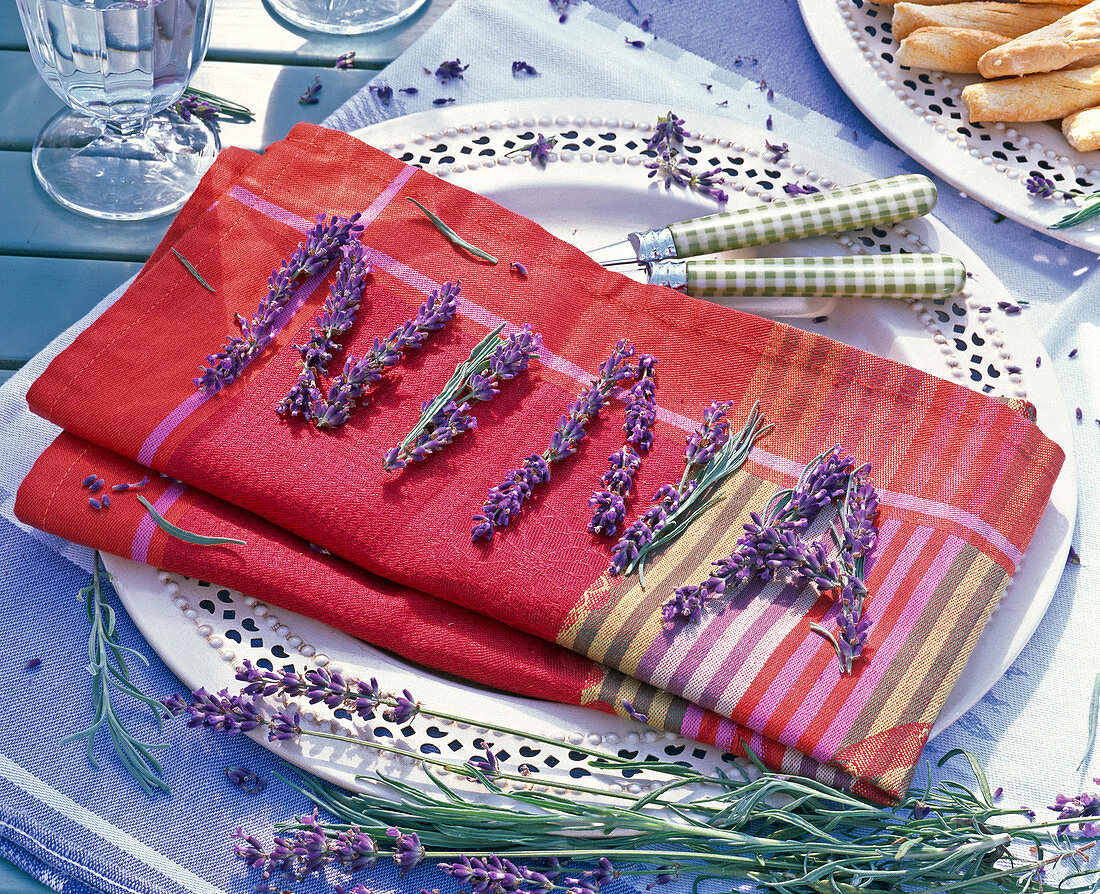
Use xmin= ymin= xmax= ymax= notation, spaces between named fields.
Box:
xmin=15 ymin=0 xmax=217 ymax=220
xmin=266 ymin=0 xmax=428 ymax=35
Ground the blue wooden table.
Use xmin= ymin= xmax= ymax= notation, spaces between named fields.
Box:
xmin=0 ymin=0 xmax=452 ymax=389
xmin=0 ymin=3 xmax=450 ymax=887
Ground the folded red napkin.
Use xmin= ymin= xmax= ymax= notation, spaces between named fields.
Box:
xmin=18 ymin=123 xmax=1063 ymax=800
xmin=18 ymin=430 xmax=868 ymax=799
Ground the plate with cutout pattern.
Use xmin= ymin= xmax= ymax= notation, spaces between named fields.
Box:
xmin=798 ymin=0 xmax=1100 ymax=252
xmin=108 ymin=99 xmax=1074 ymax=797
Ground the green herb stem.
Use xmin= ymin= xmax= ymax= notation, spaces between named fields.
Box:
xmin=626 ymin=402 xmax=772 ymax=582
xmin=60 ymin=551 xmax=170 ymax=794
xmin=1078 ymin=671 xmax=1100 ymax=772
xmin=386 ymin=323 xmax=506 ymax=470
xmin=1050 ymin=193 xmax=1100 ymax=230
xmin=171 ymin=248 xmax=216 ymax=293
xmin=136 ymin=495 xmax=246 ymax=546
xmin=407 ymin=197 xmax=499 ymax=264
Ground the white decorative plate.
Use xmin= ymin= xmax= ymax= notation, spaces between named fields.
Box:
xmin=798 ymin=0 xmax=1100 ymax=252
xmin=106 ymin=99 xmax=1075 ymax=798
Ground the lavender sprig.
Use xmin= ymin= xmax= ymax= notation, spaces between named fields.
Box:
xmin=611 ymin=402 xmax=771 ymax=585
xmin=472 ymin=340 xmax=638 ymax=541
xmin=62 ymin=551 xmax=170 ymax=794
xmin=589 ymin=356 xmax=658 ymax=537
xmin=278 ymin=242 xmax=372 ymax=422
xmin=384 ymin=324 xmax=542 ymax=471
xmin=644 ymin=111 xmax=728 ymax=204
xmin=232 ymin=811 xmax=380 ymax=884
xmin=589 ymin=446 xmax=642 ymax=537
xmin=195 ymin=213 xmax=364 ymax=395
xmin=315 ymin=281 xmax=461 ymax=428
xmin=171 ymin=88 xmax=254 ymax=126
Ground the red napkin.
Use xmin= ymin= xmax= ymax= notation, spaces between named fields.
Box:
xmin=18 ymin=124 xmax=1063 ymax=800
xmin=18 ymin=430 xmax=869 ymax=799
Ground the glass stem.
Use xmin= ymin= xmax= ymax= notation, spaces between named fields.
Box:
xmin=105 ymin=116 xmax=149 ymax=138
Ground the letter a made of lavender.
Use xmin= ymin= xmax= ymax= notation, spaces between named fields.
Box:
xmin=195 ymin=212 xmax=364 ymax=395
xmin=663 ymin=446 xmax=879 ymax=674
xmin=471 ymin=339 xmax=640 ymax=542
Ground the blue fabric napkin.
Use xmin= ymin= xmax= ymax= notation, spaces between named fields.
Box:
xmin=1 ymin=0 xmax=1097 ymax=892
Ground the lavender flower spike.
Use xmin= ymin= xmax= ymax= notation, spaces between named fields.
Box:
xmin=589 ymin=446 xmax=642 ymax=537
xmin=316 ymin=280 xmax=461 ymax=428
xmin=196 ymin=212 xmax=364 ymax=395
xmin=622 ymin=355 xmax=658 ymax=451
xmin=278 ymin=241 xmax=372 ymax=422
xmin=384 ymin=324 xmax=542 ymax=471
xmin=646 ymin=111 xmax=687 ymax=151
xmin=473 ymin=340 xmax=637 ymax=541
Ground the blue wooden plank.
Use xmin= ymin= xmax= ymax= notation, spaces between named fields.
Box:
xmin=0 ymin=151 xmax=169 ymax=260
xmin=0 ymin=858 xmax=50 ymax=894
xmin=0 ymin=0 xmax=452 ymax=66
xmin=0 ymin=51 xmax=375 ymax=153
xmin=0 ymin=256 xmax=142 ymax=368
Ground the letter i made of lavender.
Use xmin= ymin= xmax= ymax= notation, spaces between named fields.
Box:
xmin=588 ymin=355 xmax=658 ymax=537
xmin=471 ymin=339 xmax=640 ymax=542
xmin=277 ymin=241 xmax=372 ymax=422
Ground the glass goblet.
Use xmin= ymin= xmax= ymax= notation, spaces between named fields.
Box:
xmin=266 ymin=0 xmax=429 ymax=36
xmin=15 ymin=0 xmax=218 ymax=220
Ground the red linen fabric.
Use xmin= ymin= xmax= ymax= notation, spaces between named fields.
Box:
xmin=18 ymin=124 xmax=1063 ymax=799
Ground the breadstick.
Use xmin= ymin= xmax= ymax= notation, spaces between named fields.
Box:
xmin=1063 ymin=107 xmax=1100 ymax=148
xmin=963 ymin=64 xmax=1100 ymax=121
xmin=892 ymin=1 xmax=1076 ymax=39
xmin=897 ymin=27 xmax=1008 ymax=71
xmin=978 ymin=0 xmax=1100 ymax=76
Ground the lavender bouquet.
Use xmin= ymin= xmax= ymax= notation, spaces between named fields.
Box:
xmin=159 ymin=663 xmax=1100 ymax=894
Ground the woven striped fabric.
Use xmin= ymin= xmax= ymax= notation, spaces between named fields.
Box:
xmin=676 ymin=254 xmax=967 ymax=299
xmin=18 ymin=124 xmax=1063 ymax=800
xmin=669 ymin=174 xmax=936 ymax=256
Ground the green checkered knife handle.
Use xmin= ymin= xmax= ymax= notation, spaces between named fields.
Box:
xmin=680 ymin=254 xmax=966 ymax=299
xmin=668 ymin=174 xmax=937 ymax=258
